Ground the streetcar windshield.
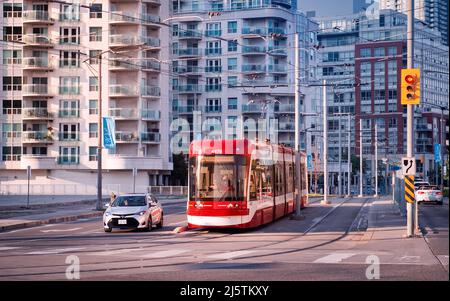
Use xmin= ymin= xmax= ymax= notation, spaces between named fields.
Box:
xmin=189 ymin=155 xmax=247 ymax=201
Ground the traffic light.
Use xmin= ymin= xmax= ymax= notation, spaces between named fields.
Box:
xmin=401 ymin=68 xmax=420 ymax=105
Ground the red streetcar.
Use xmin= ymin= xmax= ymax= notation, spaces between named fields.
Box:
xmin=187 ymin=139 xmax=308 ymax=229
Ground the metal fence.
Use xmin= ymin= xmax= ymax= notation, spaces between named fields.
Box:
xmin=0 ymin=183 xmax=188 ymax=197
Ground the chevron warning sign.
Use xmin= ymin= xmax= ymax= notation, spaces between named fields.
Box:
xmin=404 ymin=175 xmax=415 ymax=204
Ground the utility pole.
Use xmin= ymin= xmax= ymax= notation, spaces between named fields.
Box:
xmin=359 ymin=121 xmax=363 ymax=197
xmin=294 ymin=32 xmax=303 ymax=217
xmin=96 ymin=53 xmax=103 ymax=211
xmin=322 ymin=80 xmax=330 ymax=204
xmin=347 ymin=114 xmax=351 ymax=196
xmin=406 ymin=0 xmax=415 ymax=237
xmin=440 ymin=107 xmax=445 ymax=191
xmin=374 ymin=124 xmax=378 ymax=197
xmin=338 ymin=105 xmax=342 ymax=196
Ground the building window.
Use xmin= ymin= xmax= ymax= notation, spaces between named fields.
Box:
xmin=89 ymin=99 xmax=98 ymax=114
xmin=59 ymin=76 xmax=80 ymax=94
xmin=89 ymin=77 xmax=98 ymax=91
xmin=360 ymin=48 xmax=371 ymax=57
xmin=228 ymin=21 xmax=237 ymax=33
xmin=206 ymin=22 xmax=221 ymax=37
xmin=2 ymin=146 xmax=21 ymax=161
xmin=2 ymin=99 xmax=21 ymax=115
xmin=228 ymin=40 xmax=238 ymax=52
xmin=89 ymin=27 xmax=102 ymax=42
xmin=60 ymin=27 xmax=80 ymax=44
xmin=3 ymin=50 xmax=21 ymax=65
xmin=2 ymin=76 xmax=22 ymax=91
xmin=228 ymin=58 xmax=237 ymax=71
xmin=58 ymin=147 xmax=79 ymax=164
xmin=59 ymin=50 xmax=80 ymax=68
xmin=206 ymin=59 xmax=221 ymax=72
xmin=228 ymin=76 xmax=238 ymax=87
xmin=374 ymin=47 xmax=385 ymax=57
xmin=228 ymin=97 xmax=238 ymax=110
xmin=206 ymin=98 xmax=221 ymax=113
xmin=387 ymin=46 xmax=397 ymax=56
xmin=379 ymin=14 xmax=385 ymax=27
xmin=172 ymin=24 xmax=178 ymax=37
xmin=59 ymin=123 xmax=79 ymax=141
xmin=3 ymin=26 xmax=22 ymax=42
xmin=59 ymin=99 xmax=79 ymax=117
xmin=89 ymin=123 xmax=98 ymax=138
xmin=3 ymin=3 xmax=22 ymax=18
xmin=89 ymin=146 xmax=97 ymax=161
xmin=89 ymin=50 xmax=101 ymax=64
xmin=89 ymin=3 xmax=102 ymax=18
xmin=60 ymin=3 xmax=79 ymax=21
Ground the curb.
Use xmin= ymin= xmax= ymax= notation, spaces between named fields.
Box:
xmin=172 ymin=226 xmax=189 ymax=234
xmin=0 ymin=211 xmax=104 ymax=233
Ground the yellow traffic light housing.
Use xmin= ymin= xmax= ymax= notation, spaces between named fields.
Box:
xmin=401 ymin=69 xmax=420 ymax=105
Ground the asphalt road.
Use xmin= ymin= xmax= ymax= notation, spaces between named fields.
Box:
xmin=0 ymin=197 xmax=448 ymax=281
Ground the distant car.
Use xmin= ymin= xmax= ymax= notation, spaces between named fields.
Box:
xmin=103 ymin=193 xmax=164 ymax=232
xmin=414 ymin=181 xmax=430 ymax=189
xmin=416 ymin=185 xmax=443 ymax=205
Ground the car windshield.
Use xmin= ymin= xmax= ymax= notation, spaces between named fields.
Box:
xmin=419 ymin=185 xmax=439 ymax=191
xmin=112 ymin=196 xmax=146 ymax=207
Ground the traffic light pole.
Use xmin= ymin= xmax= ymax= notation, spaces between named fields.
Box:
xmin=406 ymin=0 xmax=415 ymax=237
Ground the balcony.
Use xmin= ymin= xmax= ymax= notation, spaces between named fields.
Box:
xmin=57 ymin=156 xmax=80 ymax=165
xmin=175 ymin=65 xmax=203 ymax=75
xmin=109 ymin=108 xmax=138 ymax=120
xmin=175 ymin=48 xmax=202 ymax=58
xmin=58 ymin=132 xmax=80 ymax=141
xmin=242 ymin=46 xmax=267 ymax=55
xmin=242 ymin=65 xmax=266 ymax=73
xmin=205 ymin=84 xmax=222 ymax=92
xmin=141 ymin=86 xmax=161 ymax=98
xmin=241 ymin=79 xmax=288 ymax=87
xmin=277 ymin=122 xmax=295 ymax=132
xmin=205 ymin=29 xmax=222 ymax=37
xmin=109 ymin=12 xmax=140 ymax=25
xmin=205 ymin=48 xmax=222 ymax=56
xmin=22 ymin=57 xmax=53 ymax=71
xmin=268 ymin=64 xmax=287 ymax=74
xmin=22 ymin=10 xmax=55 ymax=24
xmin=141 ymin=132 xmax=161 ymax=143
xmin=59 ymin=86 xmax=80 ymax=95
xmin=59 ymin=13 xmax=80 ymax=22
xmin=204 ymin=106 xmax=222 ymax=113
xmin=268 ymin=46 xmax=287 ymax=56
xmin=58 ymin=109 xmax=80 ymax=118
xmin=241 ymin=27 xmax=286 ymax=37
xmin=115 ymin=131 xmax=139 ymax=143
xmin=141 ymin=110 xmax=161 ymax=120
xmin=22 ymin=84 xmax=51 ymax=97
xmin=242 ymin=104 xmax=262 ymax=113
xmin=20 ymin=155 xmax=56 ymax=169
xmin=274 ymin=104 xmax=295 ymax=113
xmin=109 ymin=85 xmax=139 ymax=97
xmin=178 ymin=30 xmax=202 ymax=40
xmin=22 ymin=34 xmax=53 ymax=47
xmin=176 ymin=85 xmax=202 ymax=94
xmin=22 ymin=131 xmax=54 ymax=144
xmin=109 ymin=35 xmax=160 ymax=48
xmin=109 ymin=59 xmax=139 ymax=71
xmin=142 ymin=60 xmax=161 ymax=72
xmin=22 ymin=108 xmax=54 ymax=120
xmin=204 ymin=66 xmax=222 ymax=73
xmin=141 ymin=13 xmax=161 ymax=28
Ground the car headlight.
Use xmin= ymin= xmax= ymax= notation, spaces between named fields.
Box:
xmin=139 ymin=211 xmax=147 ymax=216
xmin=104 ymin=212 xmax=111 ymax=217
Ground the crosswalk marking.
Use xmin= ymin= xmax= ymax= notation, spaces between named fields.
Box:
xmin=313 ymin=253 xmax=356 ymax=263
xmin=141 ymin=249 xmax=188 ymax=258
xmin=207 ymin=250 xmax=256 ymax=260
xmin=41 ymin=227 xmax=82 ymax=233
xmin=26 ymin=247 xmax=85 ymax=255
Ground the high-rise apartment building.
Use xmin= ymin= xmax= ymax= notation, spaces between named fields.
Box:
xmin=379 ymin=0 xmax=449 ymax=45
xmin=169 ymin=0 xmax=315 ymax=149
xmin=1 ymin=0 xmax=173 ymax=189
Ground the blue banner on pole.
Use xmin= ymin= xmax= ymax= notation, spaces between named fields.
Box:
xmin=434 ymin=144 xmax=441 ymax=164
xmin=307 ymin=154 xmax=313 ymax=171
xmin=103 ymin=117 xmax=116 ymax=149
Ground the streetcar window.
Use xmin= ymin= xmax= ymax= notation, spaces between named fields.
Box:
xmin=250 ymin=159 xmax=273 ymax=199
xmin=286 ymin=161 xmax=294 ymax=193
xmin=189 ymin=155 xmax=247 ymax=201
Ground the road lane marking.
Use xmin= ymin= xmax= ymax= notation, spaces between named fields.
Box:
xmin=41 ymin=227 xmax=82 ymax=233
xmin=87 ymin=248 xmax=140 ymax=256
xmin=1 ymin=224 xmax=54 ymax=234
xmin=313 ymin=253 xmax=356 ymax=263
xmin=207 ymin=250 xmax=256 ymax=260
xmin=26 ymin=247 xmax=85 ymax=255
xmin=0 ymin=247 xmax=22 ymax=251
xmin=141 ymin=249 xmax=189 ymax=258
xmin=399 ymin=255 xmax=421 ymax=262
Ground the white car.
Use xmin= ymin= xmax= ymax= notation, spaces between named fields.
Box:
xmin=414 ymin=181 xmax=430 ymax=189
xmin=103 ymin=193 xmax=164 ymax=232
xmin=416 ymin=185 xmax=443 ymax=205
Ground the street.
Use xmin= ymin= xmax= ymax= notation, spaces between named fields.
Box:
xmin=0 ymin=197 xmax=447 ymax=281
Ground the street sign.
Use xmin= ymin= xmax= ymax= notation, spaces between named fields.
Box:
xmin=402 ymin=157 xmax=416 ymax=176
xmin=389 ymin=165 xmax=401 ymax=171
xmin=102 ymin=117 xmax=116 ymax=149
xmin=434 ymin=144 xmax=441 ymax=164
xmin=404 ymin=175 xmax=415 ymax=204
xmin=401 ymin=68 xmax=420 ymax=105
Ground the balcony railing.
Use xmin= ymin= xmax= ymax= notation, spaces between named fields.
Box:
xmin=22 ymin=84 xmax=48 ymax=95
xmin=205 ymin=106 xmax=222 ymax=113
xmin=58 ymin=109 xmax=80 ymax=118
xmin=242 ymin=104 xmax=262 ymax=113
xmin=22 ymin=108 xmax=53 ymax=119
xmin=177 ymin=85 xmax=202 ymax=93
xmin=176 ymin=48 xmax=201 ymax=57
xmin=142 ymin=86 xmax=161 ymax=97
xmin=178 ymin=30 xmax=202 ymax=39
xmin=141 ymin=132 xmax=161 ymax=143
xmin=22 ymin=10 xmax=53 ymax=23
xmin=109 ymin=108 xmax=138 ymax=119
xmin=115 ymin=131 xmax=138 ymax=142
xmin=109 ymin=85 xmax=139 ymax=96
xmin=268 ymin=64 xmax=287 ymax=73
xmin=59 ymin=86 xmax=80 ymax=95
xmin=142 ymin=60 xmax=161 ymax=71
xmin=242 ymin=46 xmax=267 ymax=54
xmin=242 ymin=65 xmax=266 ymax=72
xmin=141 ymin=110 xmax=161 ymax=120
xmin=205 ymin=84 xmax=222 ymax=92
xmin=23 ymin=34 xmax=52 ymax=46
xmin=57 ymin=156 xmax=80 ymax=165
xmin=22 ymin=57 xmax=51 ymax=69
xmin=205 ymin=48 xmax=222 ymax=56
xmin=109 ymin=59 xmax=139 ymax=70
xmin=205 ymin=29 xmax=222 ymax=37
xmin=109 ymin=35 xmax=160 ymax=47
xmin=204 ymin=66 xmax=222 ymax=73
xmin=59 ymin=13 xmax=80 ymax=22
xmin=22 ymin=131 xmax=54 ymax=143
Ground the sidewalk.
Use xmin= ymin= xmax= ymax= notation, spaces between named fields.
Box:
xmin=0 ymin=197 xmax=186 ymax=233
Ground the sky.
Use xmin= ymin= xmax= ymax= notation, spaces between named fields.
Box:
xmin=298 ymin=0 xmax=353 ymax=17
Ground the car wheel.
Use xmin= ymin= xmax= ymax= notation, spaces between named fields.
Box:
xmin=146 ymin=217 xmax=153 ymax=232
xmin=104 ymin=227 xmax=112 ymax=233
xmin=156 ymin=213 xmax=164 ymax=229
